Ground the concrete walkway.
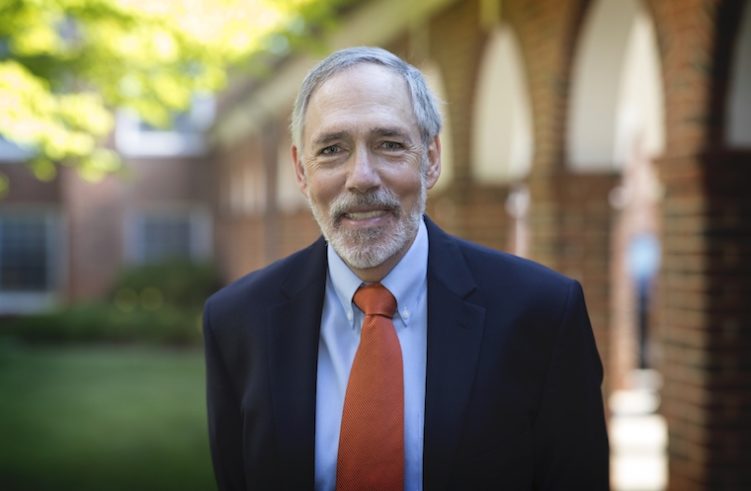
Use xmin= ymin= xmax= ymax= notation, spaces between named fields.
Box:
xmin=610 ymin=370 xmax=668 ymax=491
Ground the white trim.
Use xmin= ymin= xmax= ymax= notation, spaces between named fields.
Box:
xmin=0 ymin=137 xmax=34 ymax=163
xmin=115 ymin=96 xmax=215 ymax=158
xmin=0 ymin=292 xmax=58 ymax=314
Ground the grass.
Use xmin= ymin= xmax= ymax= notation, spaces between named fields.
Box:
xmin=0 ymin=342 xmax=217 ymax=491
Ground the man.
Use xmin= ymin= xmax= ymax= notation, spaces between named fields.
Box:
xmin=204 ymin=47 xmax=609 ymax=490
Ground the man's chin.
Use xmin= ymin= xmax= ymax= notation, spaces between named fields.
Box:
xmin=334 ymin=220 xmax=391 ymax=241
xmin=329 ymin=231 xmax=397 ymax=268
xmin=338 ymin=233 xmax=387 ymax=254
xmin=336 ymin=247 xmax=393 ymax=271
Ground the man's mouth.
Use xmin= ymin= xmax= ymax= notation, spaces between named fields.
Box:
xmin=335 ymin=206 xmax=399 ymax=229
xmin=329 ymin=191 xmax=401 ymax=226
xmin=342 ymin=209 xmax=390 ymax=220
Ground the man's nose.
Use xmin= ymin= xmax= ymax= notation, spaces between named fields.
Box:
xmin=346 ymin=147 xmax=381 ymax=193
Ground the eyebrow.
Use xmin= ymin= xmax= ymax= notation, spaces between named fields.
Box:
xmin=371 ymin=127 xmax=411 ymax=141
xmin=312 ymin=131 xmax=348 ymax=147
xmin=310 ymin=127 xmax=414 ymax=147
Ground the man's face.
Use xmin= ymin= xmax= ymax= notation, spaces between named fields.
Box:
xmin=292 ymin=63 xmax=440 ymax=277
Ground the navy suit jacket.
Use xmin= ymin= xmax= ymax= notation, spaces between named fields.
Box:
xmin=203 ymin=217 xmax=609 ymax=490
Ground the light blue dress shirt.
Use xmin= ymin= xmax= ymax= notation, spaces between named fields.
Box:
xmin=314 ymin=219 xmax=429 ymax=491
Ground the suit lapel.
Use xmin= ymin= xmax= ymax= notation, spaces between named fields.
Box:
xmin=423 ymin=218 xmax=486 ymax=490
xmin=267 ymin=238 xmax=327 ymax=488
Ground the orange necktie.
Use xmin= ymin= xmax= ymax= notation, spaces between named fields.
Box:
xmin=336 ymin=283 xmax=404 ymax=491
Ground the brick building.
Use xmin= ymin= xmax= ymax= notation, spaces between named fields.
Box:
xmin=210 ymin=0 xmax=751 ymax=489
xmin=0 ymin=104 xmax=215 ymax=311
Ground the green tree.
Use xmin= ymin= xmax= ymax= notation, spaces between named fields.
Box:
xmin=0 ymin=0 xmax=348 ymax=194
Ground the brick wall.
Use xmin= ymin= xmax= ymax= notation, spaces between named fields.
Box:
xmin=0 ymin=165 xmax=61 ymax=203
xmin=553 ymin=171 xmax=620 ymax=381
xmin=649 ymin=0 xmax=750 ymax=488
xmin=656 ymin=148 xmax=751 ymax=489
xmin=60 ymin=153 xmax=213 ymax=301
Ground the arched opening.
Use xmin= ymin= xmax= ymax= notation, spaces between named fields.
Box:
xmin=569 ymin=2 xmax=667 ymax=488
xmin=276 ymin=132 xmax=306 ymax=213
xmin=726 ymin=0 xmax=751 ymax=148
xmin=568 ymin=0 xmax=664 ymax=170
xmin=570 ymin=0 xmax=665 ymax=376
xmin=421 ymin=62 xmax=454 ymax=193
xmin=470 ymin=25 xmax=533 ymax=256
xmin=471 ymin=25 xmax=533 ymax=183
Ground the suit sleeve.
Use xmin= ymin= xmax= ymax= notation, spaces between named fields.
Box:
xmin=533 ymin=280 xmax=610 ymax=490
xmin=204 ymin=300 xmax=247 ymax=491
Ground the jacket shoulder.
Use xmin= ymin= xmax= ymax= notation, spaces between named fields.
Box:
xmin=458 ymin=238 xmax=573 ymax=289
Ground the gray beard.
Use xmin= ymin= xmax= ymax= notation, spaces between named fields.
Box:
xmin=308 ymin=184 xmax=426 ymax=270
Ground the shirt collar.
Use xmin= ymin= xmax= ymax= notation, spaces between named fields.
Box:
xmin=327 ymin=217 xmax=428 ymax=330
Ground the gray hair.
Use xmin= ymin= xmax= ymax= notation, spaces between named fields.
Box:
xmin=290 ymin=46 xmax=442 ymax=149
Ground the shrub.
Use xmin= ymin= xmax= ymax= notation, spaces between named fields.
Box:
xmin=110 ymin=260 xmax=221 ymax=310
xmin=1 ymin=261 xmax=220 ymax=346
xmin=3 ymin=303 xmax=203 ymax=346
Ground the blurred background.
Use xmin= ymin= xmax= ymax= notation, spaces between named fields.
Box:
xmin=1 ymin=0 xmax=749 ymax=490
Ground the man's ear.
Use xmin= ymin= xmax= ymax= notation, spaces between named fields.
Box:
xmin=424 ymin=136 xmax=442 ymax=190
xmin=291 ymin=145 xmax=307 ymax=195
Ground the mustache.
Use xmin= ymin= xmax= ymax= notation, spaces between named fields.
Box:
xmin=329 ymin=190 xmax=402 ymax=221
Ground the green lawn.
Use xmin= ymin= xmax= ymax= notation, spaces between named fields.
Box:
xmin=0 ymin=342 xmax=217 ymax=491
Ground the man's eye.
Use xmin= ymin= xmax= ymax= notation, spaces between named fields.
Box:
xmin=381 ymin=141 xmax=404 ymax=151
xmin=320 ymin=145 xmax=340 ymax=155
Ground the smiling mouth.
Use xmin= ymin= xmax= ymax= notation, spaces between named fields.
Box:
xmin=343 ymin=209 xmax=390 ymax=220
xmin=335 ymin=207 xmax=399 ymax=228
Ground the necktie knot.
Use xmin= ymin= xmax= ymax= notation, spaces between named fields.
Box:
xmin=353 ymin=283 xmax=396 ymax=319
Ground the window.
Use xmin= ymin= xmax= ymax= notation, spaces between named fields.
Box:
xmin=0 ymin=211 xmax=61 ymax=312
xmin=126 ymin=208 xmax=211 ymax=264
xmin=140 ymin=215 xmax=193 ymax=262
xmin=0 ymin=214 xmax=58 ymax=291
